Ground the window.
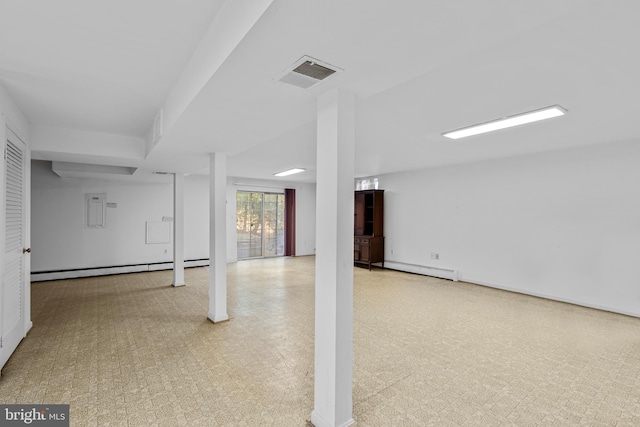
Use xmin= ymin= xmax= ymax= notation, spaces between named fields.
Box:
xmin=236 ymin=192 xmax=285 ymax=259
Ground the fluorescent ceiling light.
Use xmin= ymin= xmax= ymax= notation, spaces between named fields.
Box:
xmin=443 ymin=105 xmax=566 ymax=140
xmin=274 ymin=168 xmax=306 ymax=177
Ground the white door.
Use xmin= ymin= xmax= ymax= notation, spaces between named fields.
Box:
xmin=1 ymin=128 xmax=27 ymax=369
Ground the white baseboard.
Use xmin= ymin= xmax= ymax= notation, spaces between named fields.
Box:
xmin=32 ymin=265 xmax=149 ymax=282
xmin=384 ymin=260 xmax=459 ymax=281
xmin=310 ymin=411 xmax=355 ymax=427
xmin=463 ymin=276 xmax=640 ymax=319
xmin=207 ymin=312 xmax=229 ymax=323
xmin=374 ymin=261 xmax=640 ymax=319
xmin=148 ymin=262 xmax=174 ymax=272
xmin=188 ymin=259 xmax=211 ymax=268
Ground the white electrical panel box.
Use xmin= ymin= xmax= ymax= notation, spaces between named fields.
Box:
xmin=85 ymin=193 xmax=107 ymax=228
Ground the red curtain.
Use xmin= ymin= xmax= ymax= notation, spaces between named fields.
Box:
xmin=284 ymin=188 xmax=296 ymax=256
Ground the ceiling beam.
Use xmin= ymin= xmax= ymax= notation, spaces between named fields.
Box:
xmin=145 ymin=0 xmax=275 ymax=157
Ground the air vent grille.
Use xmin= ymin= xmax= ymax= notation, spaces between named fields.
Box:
xmin=276 ymin=56 xmax=342 ymax=89
xmin=293 ymin=61 xmax=336 ymax=80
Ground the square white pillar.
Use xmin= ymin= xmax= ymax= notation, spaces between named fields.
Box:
xmin=311 ymin=89 xmax=356 ymax=427
xmin=172 ymin=173 xmax=185 ymax=287
xmin=208 ymin=152 xmax=229 ymax=323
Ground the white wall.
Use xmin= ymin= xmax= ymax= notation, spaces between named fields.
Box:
xmin=30 ymin=165 xmax=317 ymax=272
xmin=31 ymin=160 xmax=175 ymax=271
xmin=379 ymin=140 xmax=640 ymax=317
xmin=0 ymin=84 xmax=30 ymax=141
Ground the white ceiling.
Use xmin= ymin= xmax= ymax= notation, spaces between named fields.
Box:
xmin=0 ymin=0 xmax=225 ymax=135
xmin=2 ymin=0 xmax=640 ymax=183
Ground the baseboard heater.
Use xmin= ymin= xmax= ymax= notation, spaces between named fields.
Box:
xmin=383 ymin=260 xmax=459 ymax=281
xmin=31 ymin=259 xmax=211 ymax=282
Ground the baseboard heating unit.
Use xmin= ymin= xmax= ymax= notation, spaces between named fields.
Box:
xmin=31 ymin=259 xmax=211 ymax=282
xmin=383 ymin=261 xmax=459 ymax=281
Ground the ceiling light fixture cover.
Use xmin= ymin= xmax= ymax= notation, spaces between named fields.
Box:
xmin=443 ymin=105 xmax=567 ymax=139
xmin=274 ymin=168 xmax=306 ymax=177
xmin=276 ymin=56 xmax=342 ymax=89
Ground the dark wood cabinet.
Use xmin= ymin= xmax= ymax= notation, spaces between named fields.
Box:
xmin=354 ymin=190 xmax=384 ymax=270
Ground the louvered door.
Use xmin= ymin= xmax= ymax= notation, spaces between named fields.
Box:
xmin=1 ymin=130 xmax=26 ymax=370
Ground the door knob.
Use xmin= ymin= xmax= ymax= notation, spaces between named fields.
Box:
xmin=23 ymin=248 xmax=31 ymax=254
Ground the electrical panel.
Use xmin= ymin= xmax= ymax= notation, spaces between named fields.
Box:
xmin=85 ymin=193 xmax=107 ymax=228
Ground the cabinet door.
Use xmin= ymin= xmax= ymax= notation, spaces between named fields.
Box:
xmin=354 ymin=240 xmax=360 ymax=261
xmin=360 ymin=243 xmax=370 ymax=261
xmin=354 ymin=192 xmax=365 ymax=235
xmin=360 ymin=239 xmax=371 ymax=262
xmin=372 ymin=191 xmax=384 ymax=236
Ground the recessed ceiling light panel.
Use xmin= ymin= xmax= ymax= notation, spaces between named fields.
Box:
xmin=274 ymin=168 xmax=306 ymax=177
xmin=443 ymin=105 xmax=567 ymax=139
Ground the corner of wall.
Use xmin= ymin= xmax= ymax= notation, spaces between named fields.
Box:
xmin=0 ymin=82 xmax=30 ymax=144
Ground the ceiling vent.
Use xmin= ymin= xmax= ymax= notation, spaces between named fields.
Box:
xmin=277 ymin=56 xmax=342 ymax=89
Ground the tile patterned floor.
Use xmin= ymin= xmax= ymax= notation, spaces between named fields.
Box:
xmin=2 ymin=256 xmax=640 ymax=426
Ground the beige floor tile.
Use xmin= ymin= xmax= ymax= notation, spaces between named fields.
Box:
xmin=2 ymin=256 xmax=640 ymax=426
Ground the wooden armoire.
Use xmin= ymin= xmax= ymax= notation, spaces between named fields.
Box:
xmin=354 ymin=189 xmax=384 ymax=270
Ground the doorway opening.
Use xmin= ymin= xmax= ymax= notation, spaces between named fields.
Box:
xmin=236 ymin=192 xmax=285 ymax=259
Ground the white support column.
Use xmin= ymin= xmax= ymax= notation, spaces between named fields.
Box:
xmin=172 ymin=173 xmax=185 ymax=287
xmin=208 ymin=152 xmax=229 ymax=323
xmin=311 ymin=89 xmax=356 ymax=427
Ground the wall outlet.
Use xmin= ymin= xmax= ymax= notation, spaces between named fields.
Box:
xmin=431 ymin=253 xmax=439 ymax=260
